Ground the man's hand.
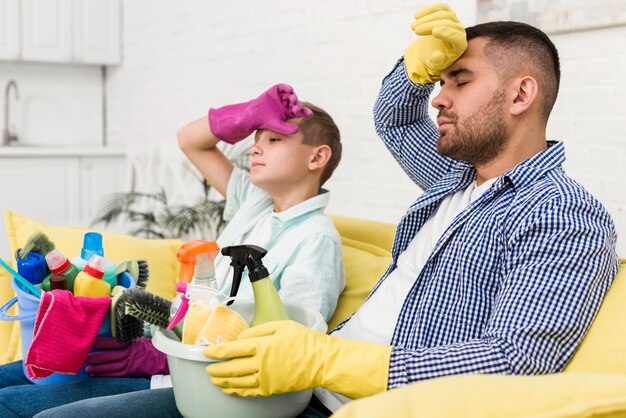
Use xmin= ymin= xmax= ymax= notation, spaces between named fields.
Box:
xmin=208 ymin=84 xmax=313 ymax=144
xmin=85 ymin=337 xmax=169 ymax=377
xmin=404 ymin=3 xmax=467 ymax=84
xmin=204 ymin=320 xmax=392 ymax=399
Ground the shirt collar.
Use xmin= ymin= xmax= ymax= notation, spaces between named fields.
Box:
xmin=501 ymin=140 xmax=564 ymax=189
xmin=271 ymin=188 xmax=330 ymax=225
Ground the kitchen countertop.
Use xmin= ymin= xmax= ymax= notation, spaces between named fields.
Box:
xmin=0 ymin=146 xmax=126 ymax=157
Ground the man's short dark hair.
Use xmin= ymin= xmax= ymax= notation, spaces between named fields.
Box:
xmin=298 ymin=102 xmax=342 ymax=186
xmin=466 ymin=21 xmax=560 ymax=121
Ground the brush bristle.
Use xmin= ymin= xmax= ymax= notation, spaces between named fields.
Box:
xmin=135 ymin=260 xmax=149 ymax=288
xmin=19 ymin=231 xmax=56 ymax=259
xmin=123 ymin=288 xmax=171 ymax=329
xmin=115 ymin=290 xmax=145 ymax=344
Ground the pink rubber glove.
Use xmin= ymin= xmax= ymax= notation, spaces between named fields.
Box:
xmin=85 ymin=337 xmax=169 ymax=377
xmin=208 ymin=83 xmax=313 ymax=144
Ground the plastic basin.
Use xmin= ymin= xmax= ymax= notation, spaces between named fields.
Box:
xmin=152 ymin=300 xmax=327 ymax=418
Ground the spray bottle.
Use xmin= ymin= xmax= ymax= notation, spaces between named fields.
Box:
xmin=73 ymin=254 xmax=112 ymax=297
xmin=166 ymin=282 xmax=224 ymax=331
xmin=222 ymin=244 xmax=289 ymax=326
xmin=176 ymin=240 xmax=220 ymax=286
xmin=168 ymin=240 xmax=221 ymax=327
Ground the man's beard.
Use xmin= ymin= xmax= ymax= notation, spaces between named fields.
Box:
xmin=436 ymin=89 xmax=508 ymax=166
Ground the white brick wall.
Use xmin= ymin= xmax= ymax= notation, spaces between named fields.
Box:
xmin=107 ymin=0 xmax=626 ymax=255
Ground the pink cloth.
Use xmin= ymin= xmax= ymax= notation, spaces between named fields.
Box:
xmin=24 ymin=290 xmax=111 ymax=379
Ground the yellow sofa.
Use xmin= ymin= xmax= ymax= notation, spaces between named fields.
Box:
xmin=2 ymin=210 xmax=626 ymax=418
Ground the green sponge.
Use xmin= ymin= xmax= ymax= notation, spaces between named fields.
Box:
xmin=18 ymin=231 xmax=55 ymax=259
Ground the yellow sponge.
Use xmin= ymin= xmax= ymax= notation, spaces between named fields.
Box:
xmin=196 ymin=304 xmax=249 ymax=345
xmin=182 ymin=302 xmax=214 ymax=345
xmin=182 ymin=302 xmax=249 ymax=345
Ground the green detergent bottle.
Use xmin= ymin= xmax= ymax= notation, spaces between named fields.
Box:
xmin=222 ymin=245 xmax=289 ymax=326
xmin=43 ymin=249 xmax=79 ymax=292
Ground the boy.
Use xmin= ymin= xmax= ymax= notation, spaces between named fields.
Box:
xmin=177 ymin=82 xmax=344 ymax=321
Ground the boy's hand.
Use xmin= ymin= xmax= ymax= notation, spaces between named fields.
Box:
xmin=209 ymin=84 xmax=313 ymax=144
xmin=85 ymin=337 xmax=169 ymax=377
xmin=404 ymin=3 xmax=467 ymax=84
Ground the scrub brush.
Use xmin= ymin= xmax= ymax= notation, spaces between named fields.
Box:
xmin=17 ymin=231 xmax=56 ymax=259
xmin=111 ymin=286 xmax=144 ymax=344
xmin=122 ymin=288 xmax=172 ymax=329
xmin=115 ymin=259 xmax=149 ymax=288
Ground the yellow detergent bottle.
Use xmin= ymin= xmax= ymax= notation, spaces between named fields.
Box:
xmin=73 ymin=254 xmax=111 ymax=297
xmin=221 ymin=245 xmax=289 ymax=326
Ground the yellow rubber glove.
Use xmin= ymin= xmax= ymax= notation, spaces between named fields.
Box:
xmin=204 ymin=320 xmax=392 ymax=398
xmin=404 ymin=3 xmax=467 ymax=84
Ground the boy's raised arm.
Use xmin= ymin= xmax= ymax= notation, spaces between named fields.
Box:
xmin=177 ymin=83 xmax=312 ymax=197
xmin=177 ymin=115 xmax=233 ymax=198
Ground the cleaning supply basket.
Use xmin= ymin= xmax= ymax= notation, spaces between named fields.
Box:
xmin=0 ymin=277 xmax=111 ymax=384
xmin=153 ymin=300 xmax=327 ymax=418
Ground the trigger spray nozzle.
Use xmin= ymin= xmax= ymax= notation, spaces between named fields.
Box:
xmin=176 ymin=240 xmax=220 ymax=284
xmin=166 ymin=282 xmax=222 ymax=330
xmin=221 ymin=244 xmax=269 ymax=305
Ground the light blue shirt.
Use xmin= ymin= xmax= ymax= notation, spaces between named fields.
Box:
xmin=216 ymin=167 xmax=345 ymax=321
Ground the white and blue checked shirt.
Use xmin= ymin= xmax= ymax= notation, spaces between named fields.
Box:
xmin=340 ymin=59 xmax=619 ymax=389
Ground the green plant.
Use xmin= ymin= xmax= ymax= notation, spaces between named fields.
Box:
xmin=93 ymin=153 xmax=249 ymax=240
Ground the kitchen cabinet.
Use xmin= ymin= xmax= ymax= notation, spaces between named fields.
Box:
xmin=21 ymin=0 xmax=73 ymax=62
xmin=0 ymin=0 xmax=20 ymax=59
xmin=2 ymin=0 xmax=121 ymax=65
xmin=0 ymin=147 xmax=126 ymax=258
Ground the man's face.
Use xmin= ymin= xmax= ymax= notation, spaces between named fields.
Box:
xmin=431 ymin=38 xmax=509 ymax=166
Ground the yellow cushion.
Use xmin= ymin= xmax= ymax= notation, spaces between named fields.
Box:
xmin=332 ymin=372 xmax=626 ymax=418
xmin=565 ymin=259 xmax=626 ymax=374
xmin=0 ymin=279 xmax=20 ymax=364
xmin=327 ymin=236 xmax=391 ymax=331
xmin=330 ymin=215 xmax=395 ymax=252
xmin=0 ymin=211 xmax=183 ymax=363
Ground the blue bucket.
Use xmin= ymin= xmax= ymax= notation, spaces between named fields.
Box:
xmin=0 ymin=277 xmax=110 ymax=384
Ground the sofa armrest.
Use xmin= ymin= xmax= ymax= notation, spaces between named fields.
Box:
xmin=332 ymin=372 xmax=626 ymax=418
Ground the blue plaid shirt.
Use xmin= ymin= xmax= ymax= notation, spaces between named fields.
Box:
xmin=357 ymin=59 xmax=619 ymax=389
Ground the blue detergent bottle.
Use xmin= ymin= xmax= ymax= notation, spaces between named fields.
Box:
xmin=70 ymin=232 xmax=117 ymax=289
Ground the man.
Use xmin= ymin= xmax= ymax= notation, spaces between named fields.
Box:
xmin=204 ymin=3 xmax=619 ymax=417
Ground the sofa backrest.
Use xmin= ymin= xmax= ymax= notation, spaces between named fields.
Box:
xmin=328 ymin=215 xmax=395 ymax=330
xmin=564 ymin=259 xmax=626 ymax=373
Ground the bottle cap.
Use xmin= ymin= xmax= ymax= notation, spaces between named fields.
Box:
xmin=50 ymin=273 xmax=68 ymax=291
xmin=81 ymin=232 xmax=104 ymax=261
xmin=16 ymin=252 xmax=47 ymax=285
xmin=83 ymin=254 xmax=106 ymax=279
xmin=45 ymin=249 xmax=71 ymax=274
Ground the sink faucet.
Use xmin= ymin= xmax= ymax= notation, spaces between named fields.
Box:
xmin=4 ymin=80 xmax=19 ymax=146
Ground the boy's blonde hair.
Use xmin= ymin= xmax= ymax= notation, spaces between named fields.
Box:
xmin=298 ymin=102 xmax=342 ymax=186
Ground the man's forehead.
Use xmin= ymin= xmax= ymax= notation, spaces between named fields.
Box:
xmin=442 ymin=37 xmax=490 ymax=78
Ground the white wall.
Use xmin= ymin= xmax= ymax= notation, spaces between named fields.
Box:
xmin=0 ymin=62 xmax=102 ymax=147
xmin=106 ymin=0 xmax=626 ymax=255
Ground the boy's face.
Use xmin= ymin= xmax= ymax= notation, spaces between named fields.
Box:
xmin=250 ymin=121 xmax=317 ymax=191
